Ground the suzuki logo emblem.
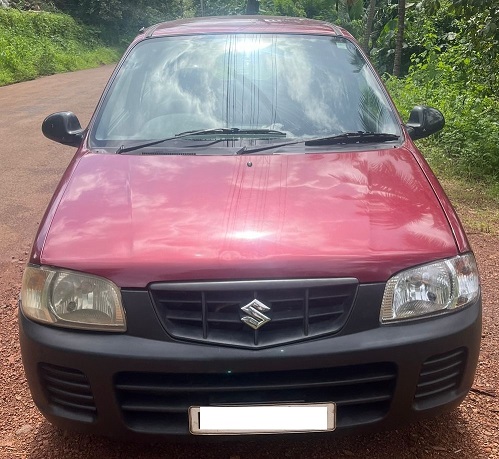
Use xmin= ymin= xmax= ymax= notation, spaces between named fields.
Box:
xmin=241 ymin=299 xmax=271 ymax=330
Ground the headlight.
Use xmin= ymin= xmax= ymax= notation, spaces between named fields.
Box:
xmin=21 ymin=265 xmax=126 ymax=332
xmin=380 ymin=253 xmax=480 ymax=323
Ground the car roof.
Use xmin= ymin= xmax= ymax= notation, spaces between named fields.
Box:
xmin=138 ymin=15 xmax=350 ymax=40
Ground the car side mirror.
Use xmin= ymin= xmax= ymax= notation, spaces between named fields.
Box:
xmin=406 ymin=106 xmax=445 ymax=141
xmin=42 ymin=112 xmax=84 ymax=147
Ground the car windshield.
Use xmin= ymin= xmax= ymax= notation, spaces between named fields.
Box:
xmin=90 ymin=34 xmax=401 ymax=149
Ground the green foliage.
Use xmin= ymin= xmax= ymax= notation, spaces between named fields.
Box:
xmin=380 ymin=0 xmax=498 ymax=183
xmin=371 ymin=16 xmax=398 ymax=73
xmin=261 ymin=0 xmax=306 ymax=17
xmin=385 ymin=51 xmax=499 ymax=182
xmin=425 ymin=0 xmax=499 ymax=61
xmin=0 ymin=8 xmax=119 ymax=86
xmin=50 ymin=0 xmax=185 ymax=44
xmin=196 ymin=0 xmax=246 ymax=16
xmin=369 ymin=0 xmax=427 ymax=75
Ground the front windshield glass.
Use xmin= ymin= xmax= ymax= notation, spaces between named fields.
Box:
xmin=91 ymin=34 xmax=400 ymax=148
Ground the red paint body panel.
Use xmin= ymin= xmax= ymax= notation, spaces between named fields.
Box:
xmin=404 ymin=137 xmax=470 ymax=252
xmin=38 ymin=146 xmax=458 ymax=287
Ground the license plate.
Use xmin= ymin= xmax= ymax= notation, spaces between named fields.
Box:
xmin=189 ymin=403 xmax=336 ymax=435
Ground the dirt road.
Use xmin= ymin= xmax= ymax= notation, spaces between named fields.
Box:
xmin=0 ymin=67 xmax=498 ymax=458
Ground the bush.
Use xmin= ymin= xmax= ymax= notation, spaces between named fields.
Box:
xmin=385 ymin=42 xmax=499 ymax=183
xmin=0 ymin=8 xmax=120 ymax=86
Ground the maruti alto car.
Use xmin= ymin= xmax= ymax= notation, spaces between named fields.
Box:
xmin=19 ymin=16 xmax=481 ymax=439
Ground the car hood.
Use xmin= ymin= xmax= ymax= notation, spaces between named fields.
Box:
xmin=40 ymin=148 xmax=458 ymax=287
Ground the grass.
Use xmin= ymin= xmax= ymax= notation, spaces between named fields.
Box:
xmin=439 ymin=177 xmax=499 ymax=235
xmin=0 ymin=8 xmax=120 ymax=86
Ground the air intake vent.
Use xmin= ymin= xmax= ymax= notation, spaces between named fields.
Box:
xmin=414 ymin=348 xmax=467 ymax=409
xmin=115 ymin=362 xmax=396 ymax=434
xmin=39 ymin=363 xmax=96 ymax=422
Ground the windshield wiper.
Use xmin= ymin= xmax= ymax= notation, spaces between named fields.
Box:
xmin=116 ymin=128 xmax=286 ymax=154
xmin=304 ymin=132 xmax=399 ymax=146
xmin=237 ymin=131 xmax=400 ymax=155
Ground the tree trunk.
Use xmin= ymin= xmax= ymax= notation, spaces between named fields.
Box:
xmin=393 ymin=0 xmax=406 ymax=77
xmin=362 ymin=0 xmax=376 ymax=55
xmin=246 ymin=0 xmax=260 ymax=14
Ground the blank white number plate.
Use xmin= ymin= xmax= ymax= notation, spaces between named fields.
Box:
xmin=189 ymin=403 xmax=336 ymax=435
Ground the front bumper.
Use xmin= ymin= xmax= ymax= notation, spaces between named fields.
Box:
xmin=19 ymin=284 xmax=481 ymax=440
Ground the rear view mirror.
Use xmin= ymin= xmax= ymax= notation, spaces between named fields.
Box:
xmin=406 ymin=106 xmax=445 ymax=141
xmin=42 ymin=112 xmax=84 ymax=147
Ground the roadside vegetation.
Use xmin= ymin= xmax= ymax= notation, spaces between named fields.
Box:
xmin=0 ymin=8 xmax=119 ymax=86
xmin=1 ymin=0 xmax=497 ymax=192
xmin=383 ymin=0 xmax=499 ymax=187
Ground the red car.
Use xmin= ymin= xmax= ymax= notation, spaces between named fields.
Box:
xmin=20 ymin=16 xmax=481 ymax=439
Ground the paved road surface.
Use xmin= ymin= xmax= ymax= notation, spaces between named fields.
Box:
xmin=0 ymin=65 xmax=114 ymax=265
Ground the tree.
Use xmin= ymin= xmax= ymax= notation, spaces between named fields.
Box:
xmin=392 ymin=0 xmax=405 ymax=76
xmin=362 ymin=0 xmax=376 ymax=54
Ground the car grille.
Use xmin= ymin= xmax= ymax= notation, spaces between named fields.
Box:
xmin=39 ymin=363 xmax=96 ymax=422
xmin=149 ymin=278 xmax=358 ymax=348
xmin=115 ymin=363 xmax=397 ymax=434
xmin=414 ymin=348 xmax=467 ymax=409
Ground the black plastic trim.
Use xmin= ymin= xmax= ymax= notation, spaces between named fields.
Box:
xmin=19 ymin=292 xmax=481 ymax=440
